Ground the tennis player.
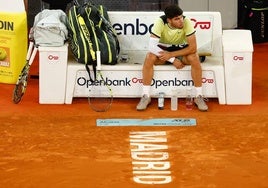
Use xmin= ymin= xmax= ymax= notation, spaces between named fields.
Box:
xmin=136 ymin=4 xmax=208 ymax=112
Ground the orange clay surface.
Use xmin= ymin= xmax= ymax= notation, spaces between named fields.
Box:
xmin=0 ymin=43 xmax=268 ymax=188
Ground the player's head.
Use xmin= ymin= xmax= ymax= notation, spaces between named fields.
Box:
xmin=164 ymin=5 xmax=184 ymax=29
xmin=164 ymin=4 xmax=183 ymax=19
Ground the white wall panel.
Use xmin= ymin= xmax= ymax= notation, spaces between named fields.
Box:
xmin=209 ymin=0 xmax=237 ymax=29
xmin=179 ymin=0 xmax=237 ymax=29
xmin=179 ymin=0 xmax=209 ymax=11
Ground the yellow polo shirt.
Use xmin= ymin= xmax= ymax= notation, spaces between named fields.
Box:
xmin=151 ymin=15 xmax=195 ymax=45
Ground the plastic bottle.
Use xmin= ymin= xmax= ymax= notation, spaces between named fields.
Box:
xmin=158 ymin=92 xmax=165 ymax=110
xmin=170 ymin=90 xmax=178 ymax=111
xmin=185 ymin=88 xmax=193 ymax=110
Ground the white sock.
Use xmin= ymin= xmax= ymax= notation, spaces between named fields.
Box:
xmin=195 ymin=87 xmax=203 ymax=97
xmin=142 ymin=85 xmax=151 ymax=97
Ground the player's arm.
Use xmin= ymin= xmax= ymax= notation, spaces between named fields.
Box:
xmin=148 ymin=34 xmax=164 ymax=56
xmin=159 ymin=33 xmax=198 ymax=62
xmin=149 ymin=34 xmax=178 ymax=63
xmin=171 ymin=33 xmax=198 ymax=57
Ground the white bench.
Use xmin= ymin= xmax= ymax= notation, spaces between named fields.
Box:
xmin=38 ymin=11 xmax=253 ymax=105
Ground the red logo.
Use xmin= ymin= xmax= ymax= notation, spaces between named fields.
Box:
xmin=233 ymin=56 xmax=244 ymax=61
xmin=191 ymin=18 xmax=211 ymax=29
xmin=202 ymin=78 xmax=214 ymax=84
xmin=132 ymin=77 xmax=143 ymax=83
xmin=48 ymin=55 xmax=59 ymax=60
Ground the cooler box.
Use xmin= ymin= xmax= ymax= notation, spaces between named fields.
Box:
xmin=222 ymin=30 xmax=254 ymax=104
xmin=39 ymin=44 xmax=68 ymax=104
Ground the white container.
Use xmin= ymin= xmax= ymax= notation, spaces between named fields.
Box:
xmin=222 ymin=30 xmax=254 ymax=104
xmin=39 ymin=44 xmax=68 ymax=104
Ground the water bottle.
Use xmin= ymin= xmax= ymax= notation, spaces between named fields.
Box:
xmin=158 ymin=92 xmax=165 ymax=110
xmin=185 ymin=88 xmax=193 ymax=110
xmin=170 ymin=90 xmax=178 ymax=111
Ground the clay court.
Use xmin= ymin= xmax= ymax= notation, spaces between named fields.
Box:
xmin=0 ymin=42 xmax=268 ymax=187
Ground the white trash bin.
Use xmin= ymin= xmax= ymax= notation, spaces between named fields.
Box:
xmin=222 ymin=30 xmax=254 ymax=104
xmin=39 ymin=44 xmax=68 ymax=104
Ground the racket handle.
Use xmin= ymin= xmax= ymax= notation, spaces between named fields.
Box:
xmin=26 ymin=41 xmax=34 ymax=60
xmin=28 ymin=46 xmax=38 ymax=66
xmin=96 ymin=51 xmax=101 ymax=71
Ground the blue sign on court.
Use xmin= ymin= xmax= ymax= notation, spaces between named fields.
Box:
xmin=96 ymin=118 xmax=196 ymax=126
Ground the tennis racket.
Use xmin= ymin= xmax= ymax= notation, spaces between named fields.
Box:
xmin=12 ymin=41 xmax=38 ymax=104
xmin=88 ymin=51 xmax=113 ymax=112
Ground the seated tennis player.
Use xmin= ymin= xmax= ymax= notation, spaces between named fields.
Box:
xmin=136 ymin=4 xmax=208 ymax=112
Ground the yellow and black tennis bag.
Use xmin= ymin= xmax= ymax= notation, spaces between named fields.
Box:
xmin=67 ymin=1 xmax=120 ymax=81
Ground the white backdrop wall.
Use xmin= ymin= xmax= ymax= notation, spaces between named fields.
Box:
xmin=179 ymin=0 xmax=238 ymax=29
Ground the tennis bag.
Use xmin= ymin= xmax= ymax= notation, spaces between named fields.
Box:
xmin=247 ymin=0 xmax=268 ymax=43
xmin=29 ymin=9 xmax=68 ymax=46
xmin=67 ymin=2 xmax=120 ymax=81
xmin=239 ymin=0 xmax=268 ymax=43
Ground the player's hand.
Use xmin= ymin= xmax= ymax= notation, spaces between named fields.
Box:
xmin=173 ymin=58 xmax=185 ymax=69
xmin=158 ymin=51 xmax=170 ymax=61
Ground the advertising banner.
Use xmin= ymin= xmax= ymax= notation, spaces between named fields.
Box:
xmin=0 ymin=0 xmax=27 ymax=84
xmin=73 ymin=69 xmax=217 ymax=98
xmin=109 ymin=12 xmax=214 ymax=55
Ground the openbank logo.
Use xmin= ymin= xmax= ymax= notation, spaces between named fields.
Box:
xmin=46 ymin=53 xmax=60 ymax=63
xmin=233 ymin=55 xmax=244 ymax=61
xmin=190 ymin=18 xmax=211 ymax=29
xmin=48 ymin=55 xmax=59 ymax=61
xmin=112 ymin=17 xmax=211 ymax=36
xmin=77 ymin=76 xmax=214 ymax=89
xmin=232 ymin=53 xmax=245 ymax=63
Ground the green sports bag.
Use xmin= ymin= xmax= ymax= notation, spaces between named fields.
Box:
xmin=67 ymin=1 xmax=120 ymax=81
